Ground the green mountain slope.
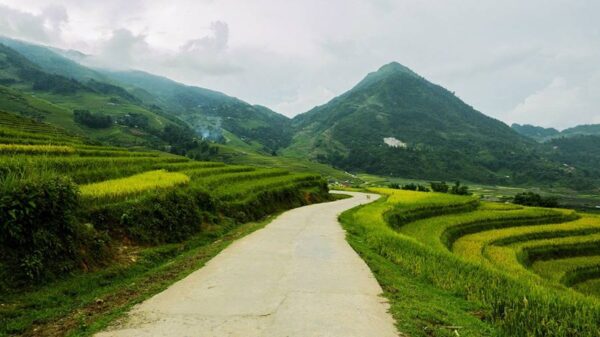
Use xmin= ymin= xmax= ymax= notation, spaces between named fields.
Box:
xmin=101 ymin=70 xmax=292 ymax=152
xmin=286 ymin=62 xmax=590 ymax=187
xmin=0 ymin=43 xmax=209 ymax=153
xmin=0 ymin=37 xmax=292 ymax=153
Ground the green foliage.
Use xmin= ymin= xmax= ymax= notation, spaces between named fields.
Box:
xmin=116 ymin=112 xmax=149 ymax=129
xmin=430 ymin=181 xmax=449 ymax=193
xmin=119 ymin=189 xmax=204 ymax=244
xmin=513 ymin=192 xmax=559 ymax=208
xmin=0 ymin=173 xmax=110 ymax=286
xmin=449 ymin=181 xmax=470 ymax=195
xmin=73 ymin=109 xmax=113 ymax=129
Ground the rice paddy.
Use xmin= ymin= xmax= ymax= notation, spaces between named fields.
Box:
xmin=340 ymin=187 xmax=600 ymax=336
xmin=80 ymin=170 xmax=190 ymax=200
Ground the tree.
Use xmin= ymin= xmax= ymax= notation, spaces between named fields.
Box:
xmin=449 ymin=181 xmax=471 ymax=195
xmin=73 ymin=110 xmax=113 ymax=129
xmin=513 ymin=192 xmax=559 ymax=208
xmin=430 ymin=181 xmax=449 ymax=193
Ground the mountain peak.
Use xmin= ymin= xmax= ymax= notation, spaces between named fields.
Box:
xmin=376 ymin=61 xmax=417 ymax=76
xmin=352 ymin=61 xmax=419 ymax=92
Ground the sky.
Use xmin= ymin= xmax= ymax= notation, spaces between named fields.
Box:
xmin=0 ymin=0 xmax=599 ymax=129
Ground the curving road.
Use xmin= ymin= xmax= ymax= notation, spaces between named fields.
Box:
xmin=96 ymin=192 xmax=398 ymax=337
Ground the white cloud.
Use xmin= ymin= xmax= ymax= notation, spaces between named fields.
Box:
xmin=0 ymin=4 xmax=67 ymax=43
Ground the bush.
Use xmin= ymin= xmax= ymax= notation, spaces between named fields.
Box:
xmin=402 ymin=183 xmax=417 ymax=191
xmin=430 ymin=181 xmax=449 ymax=193
xmin=513 ymin=192 xmax=559 ymax=208
xmin=121 ymin=190 xmax=203 ymax=244
xmin=0 ymin=174 xmax=110 ymax=286
xmin=73 ymin=110 xmax=113 ymax=129
xmin=449 ymin=181 xmax=471 ymax=195
xmin=87 ymin=188 xmax=206 ymax=245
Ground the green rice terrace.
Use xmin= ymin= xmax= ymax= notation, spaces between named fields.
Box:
xmin=341 ymin=188 xmax=600 ymax=337
xmin=0 ymin=111 xmax=329 ymax=336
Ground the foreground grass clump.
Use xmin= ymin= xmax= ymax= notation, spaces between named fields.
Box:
xmin=340 ymin=188 xmax=600 ymax=337
xmin=79 ymin=170 xmax=190 ymax=200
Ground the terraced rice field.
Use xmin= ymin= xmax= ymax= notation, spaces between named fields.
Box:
xmin=0 ymin=110 xmax=327 ymax=216
xmin=341 ymin=188 xmax=600 ymax=336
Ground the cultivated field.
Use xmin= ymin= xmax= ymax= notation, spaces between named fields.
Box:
xmin=0 ymin=111 xmax=329 ymax=336
xmin=341 ymin=188 xmax=600 ymax=337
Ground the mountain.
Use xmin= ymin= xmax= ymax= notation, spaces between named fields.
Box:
xmin=0 ymin=42 xmax=215 ymax=155
xmin=512 ymin=122 xmax=600 ymax=142
xmin=511 ymin=124 xmax=560 ymax=142
xmin=286 ymin=62 xmax=590 ymax=187
xmin=101 ymin=70 xmax=292 ymax=152
xmin=0 ymin=37 xmax=292 ymax=153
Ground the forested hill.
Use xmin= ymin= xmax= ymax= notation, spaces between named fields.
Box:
xmin=512 ymin=123 xmax=600 ymax=142
xmin=285 ymin=62 xmax=599 ymax=189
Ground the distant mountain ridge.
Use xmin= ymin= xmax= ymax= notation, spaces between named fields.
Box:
xmin=512 ymin=123 xmax=600 ymax=142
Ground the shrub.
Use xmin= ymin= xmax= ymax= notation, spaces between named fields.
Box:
xmin=402 ymin=183 xmax=417 ymax=191
xmin=430 ymin=181 xmax=449 ymax=193
xmin=449 ymin=181 xmax=471 ymax=195
xmin=0 ymin=174 xmax=110 ymax=286
xmin=73 ymin=110 xmax=113 ymax=129
xmin=513 ymin=192 xmax=559 ymax=208
xmin=120 ymin=190 xmax=203 ymax=244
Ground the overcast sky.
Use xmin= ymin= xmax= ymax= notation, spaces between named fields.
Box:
xmin=0 ymin=0 xmax=599 ymax=129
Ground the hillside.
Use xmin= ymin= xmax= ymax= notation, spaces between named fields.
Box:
xmin=0 ymin=37 xmax=292 ymax=153
xmin=286 ymin=62 xmax=579 ymax=187
xmin=0 ymin=42 xmax=214 ymax=154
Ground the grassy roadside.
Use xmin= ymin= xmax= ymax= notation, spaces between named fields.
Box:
xmin=1 ymin=216 xmax=275 ymax=337
xmin=340 ymin=204 xmax=497 ymax=337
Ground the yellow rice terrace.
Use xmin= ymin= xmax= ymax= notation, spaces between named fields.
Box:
xmin=80 ymin=170 xmax=190 ymax=200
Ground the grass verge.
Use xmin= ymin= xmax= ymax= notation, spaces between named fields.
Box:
xmin=1 ymin=216 xmax=275 ymax=337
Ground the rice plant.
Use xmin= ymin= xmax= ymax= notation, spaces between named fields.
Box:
xmin=0 ymin=144 xmax=76 ymax=155
xmin=80 ymin=170 xmax=190 ymax=200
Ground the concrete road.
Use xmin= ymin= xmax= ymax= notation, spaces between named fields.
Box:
xmin=96 ymin=192 xmax=399 ymax=337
